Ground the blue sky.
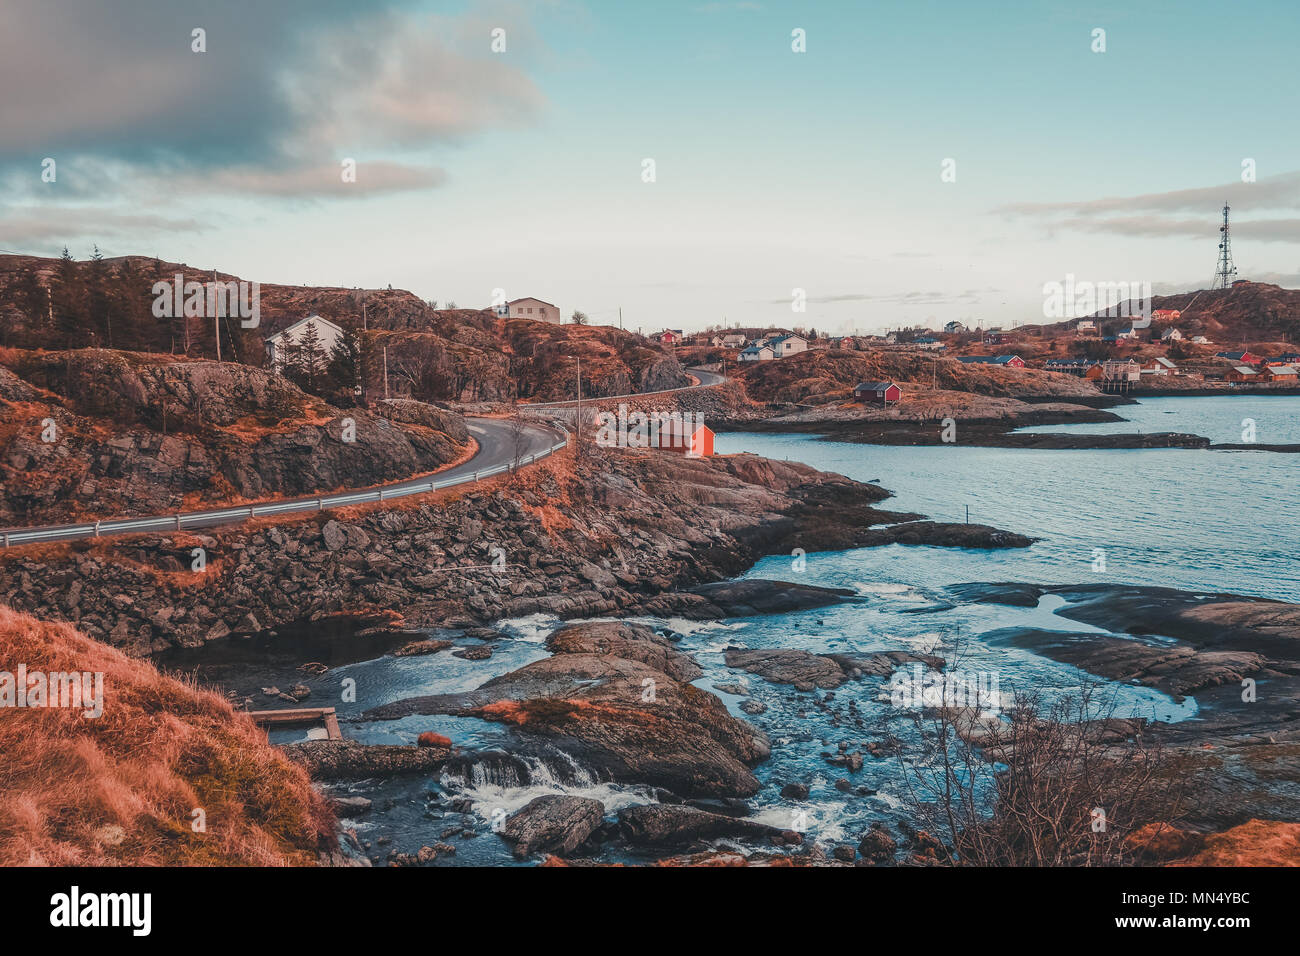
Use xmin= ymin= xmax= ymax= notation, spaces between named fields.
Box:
xmin=2 ymin=0 xmax=1299 ymax=333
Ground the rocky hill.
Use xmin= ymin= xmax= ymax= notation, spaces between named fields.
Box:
xmin=734 ymin=349 xmax=1100 ymax=406
xmin=0 ymin=253 xmax=687 ymax=404
xmin=0 ymin=347 xmax=468 ymax=524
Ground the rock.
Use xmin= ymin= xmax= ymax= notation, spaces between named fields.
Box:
xmin=453 ymin=645 xmax=494 ymax=661
xmin=833 ymin=845 xmax=857 ymax=862
xmin=322 ymin=520 xmax=347 ymax=551
xmin=834 ymin=778 xmax=851 ymax=792
xmin=691 ymin=579 xmax=859 ymax=617
xmin=288 ymin=684 xmax=312 ymax=701
xmin=500 ymin=795 xmax=605 ymax=859
xmin=740 ymin=700 xmax=767 ymax=715
xmin=328 ymin=795 xmax=373 ymax=818
xmin=617 ymin=804 xmax=787 ymax=847
xmin=725 ymin=647 xmax=847 ymax=691
xmin=393 ymin=639 xmax=453 ymax=657
xmin=780 ymin=782 xmax=810 ymax=800
xmin=365 ymin=621 xmax=768 ymax=798
xmin=858 ymin=824 xmax=897 ymax=863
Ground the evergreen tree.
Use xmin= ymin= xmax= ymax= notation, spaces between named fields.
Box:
xmin=51 ymin=247 xmax=84 ymax=348
xmin=326 ymin=325 xmax=363 ymax=400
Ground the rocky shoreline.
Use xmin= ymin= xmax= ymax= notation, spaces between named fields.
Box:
xmin=0 ymin=447 xmax=1028 ymax=656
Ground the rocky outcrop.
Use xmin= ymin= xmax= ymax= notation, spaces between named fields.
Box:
xmin=0 ymin=349 xmax=469 ymax=524
xmin=0 ymin=448 xmax=1028 ymax=655
xmin=616 ymin=804 xmax=788 ymax=848
xmin=690 ymin=579 xmax=859 ymax=617
xmin=362 ymin=620 xmax=770 ymax=798
xmin=500 ymin=795 xmax=605 ymax=859
xmin=724 ymin=647 xmax=944 ymax=692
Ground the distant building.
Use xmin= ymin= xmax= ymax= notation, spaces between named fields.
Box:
xmin=1099 ymin=359 xmax=1140 ymax=382
xmin=854 ymin=381 xmax=901 ymax=406
xmin=1217 ymin=350 xmax=1259 ymax=364
xmin=653 ymin=329 xmax=685 ymax=346
xmin=264 ymin=315 xmax=344 ymax=373
xmin=1141 ymin=356 xmax=1178 ymax=376
xmin=1076 ymin=319 xmax=1099 ymax=337
xmin=1044 ymin=358 xmax=1093 ymax=376
xmin=721 ymin=333 xmax=748 ymax=349
xmin=1191 ymin=335 xmax=1211 ymax=344
xmin=1160 ymin=327 xmax=1183 ymax=342
xmin=1152 ymin=309 xmax=1182 ymax=322
xmin=770 ymin=334 xmax=808 ymax=358
xmin=913 ymin=336 xmax=944 ymax=351
xmin=656 ymin=421 xmax=715 ymax=457
xmin=1226 ymin=365 xmax=1259 ymax=382
xmin=943 ymin=321 xmax=966 ymax=335
xmin=500 ymin=297 xmax=562 ymax=324
xmin=1262 ymin=364 xmax=1299 ymax=382
xmin=958 ymin=354 xmax=1024 ymax=368
xmin=739 ymin=345 xmax=774 ymax=362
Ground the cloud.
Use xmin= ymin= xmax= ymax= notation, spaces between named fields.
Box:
xmin=1 ymin=1 xmax=544 ymax=165
xmin=995 ymin=172 xmax=1300 ymax=244
xmin=0 ymin=208 xmax=201 ymax=246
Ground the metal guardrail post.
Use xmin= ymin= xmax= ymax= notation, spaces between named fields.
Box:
xmin=3 ymin=533 xmax=8 ymax=548
xmin=175 ymin=515 xmax=181 ymax=530
xmin=317 ymin=498 xmax=323 ymax=510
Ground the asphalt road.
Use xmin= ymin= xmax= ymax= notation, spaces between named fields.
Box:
xmin=0 ymin=417 xmax=567 ymax=548
xmin=523 ymin=365 xmax=725 ymax=407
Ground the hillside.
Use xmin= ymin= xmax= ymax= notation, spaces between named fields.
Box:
xmin=0 ymin=347 xmax=469 ymax=524
xmin=0 ymin=604 xmax=334 ymax=865
xmin=734 ymin=349 xmax=1100 ymax=406
xmin=0 ymin=253 xmax=687 ymax=404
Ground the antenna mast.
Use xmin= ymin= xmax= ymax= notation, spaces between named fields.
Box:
xmin=1212 ymin=202 xmax=1238 ymax=289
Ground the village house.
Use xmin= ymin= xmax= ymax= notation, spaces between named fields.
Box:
xmin=1217 ymin=350 xmax=1259 ymax=364
xmin=1191 ymin=335 xmax=1211 ymax=344
xmin=739 ymin=344 xmax=774 ymax=362
xmin=1088 ymin=359 xmax=1140 ymax=382
xmin=770 ymin=333 xmax=808 ymax=358
xmin=1141 ymin=356 xmax=1179 ymax=376
xmin=721 ymin=333 xmax=748 ymax=349
xmin=1076 ymin=319 xmax=1099 ymax=337
xmin=1044 ymin=358 xmax=1093 ymax=376
xmin=958 ymin=354 xmax=1025 ymax=368
xmin=264 ymin=314 xmax=344 ymax=373
xmin=656 ymin=420 xmax=715 ymax=457
xmin=854 ymin=380 xmax=901 ymax=407
xmin=653 ymin=329 xmax=684 ymax=346
xmin=1152 ymin=309 xmax=1182 ymax=322
xmin=1261 ymin=364 xmax=1298 ymax=382
xmin=943 ymin=321 xmax=966 ymax=334
xmin=501 ymin=297 xmax=562 ymax=324
xmin=913 ymin=336 xmax=944 ymax=351
xmin=983 ymin=331 xmax=1013 ymax=346
xmin=1226 ymin=365 xmax=1259 ymax=382
xmin=1160 ymin=327 xmax=1183 ymax=342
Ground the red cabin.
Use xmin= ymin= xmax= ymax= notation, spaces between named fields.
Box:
xmin=854 ymin=381 xmax=901 ymax=406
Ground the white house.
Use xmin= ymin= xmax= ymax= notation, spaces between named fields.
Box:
xmin=265 ymin=315 xmax=345 ymax=373
xmin=722 ymin=333 xmax=748 ymax=348
xmin=1191 ymin=335 xmax=1211 ymax=344
xmin=943 ymin=321 xmax=966 ymax=335
xmin=739 ymin=344 xmax=774 ymax=362
xmin=770 ymin=334 xmax=808 ymax=358
xmin=1161 ymin=327 xmax=1184 ymax=342
xmin=499 ymin=297 xmax=562 ymax=324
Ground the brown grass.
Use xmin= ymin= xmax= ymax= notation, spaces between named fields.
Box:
xmin=0 ymin=605 xmax=334 ymax=865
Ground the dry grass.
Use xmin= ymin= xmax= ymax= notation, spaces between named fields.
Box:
xmin=0 ymin=605 xmax=334 ymax=865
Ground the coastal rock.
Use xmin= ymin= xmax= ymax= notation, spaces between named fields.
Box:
xmin=724 ymin=647 xmax=848 ymax=691
xmin=690 ymin=579 xmax=859 ymax=617
xmin=500 ymin=795 xmax=605 ymax=859
xmin=617 ymin=804 xmax=787 ymax=848
xmin=363 ymin=621 xmax=769 ymax=798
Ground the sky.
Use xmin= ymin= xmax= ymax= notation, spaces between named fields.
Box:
xmin=2 ymin=0 xmax=1299 ymax=335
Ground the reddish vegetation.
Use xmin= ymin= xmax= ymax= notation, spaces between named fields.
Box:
xmin=1129 ymin=820 xmax=1299 ymax=866
xmin=0 ymin=605 xmax=334 ymax=865
xmin=416 ymin=731 xmax=452 ymax=749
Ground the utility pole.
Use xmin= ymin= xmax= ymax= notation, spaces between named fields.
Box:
xmin=619 ymin=307 xmax=623 ymax=330
xmin=213 ymin=267 xmax=221 ymax=362
xmin=576 ymin=355 xmax=582 ymax=435
xmin=383 ymin=346 xmax=389 ymax=400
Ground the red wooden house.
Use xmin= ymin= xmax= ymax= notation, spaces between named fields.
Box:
xmin=854 ymin=381 xmax=901 ymax=406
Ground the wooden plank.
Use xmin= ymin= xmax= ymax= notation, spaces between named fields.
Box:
xmin=248 ymin=707 xmax=343 ymax=740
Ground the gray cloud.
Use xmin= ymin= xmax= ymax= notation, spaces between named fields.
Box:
xmin=0 ymin=207 xmax=201 ymax=246
xmin=996 ymin=172 xmax=1300 ymax=244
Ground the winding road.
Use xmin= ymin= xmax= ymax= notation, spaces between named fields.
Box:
xmin=0 ymin=367 xmax=726 ymax=548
